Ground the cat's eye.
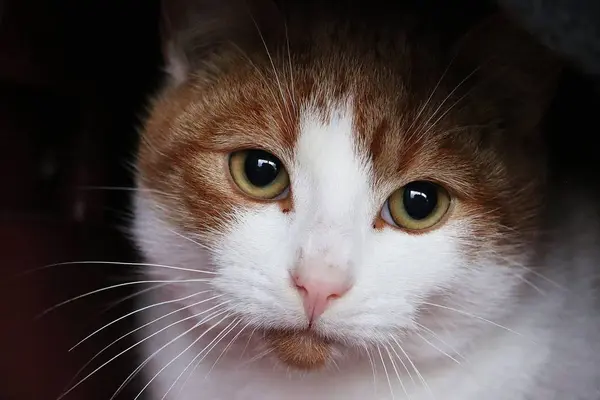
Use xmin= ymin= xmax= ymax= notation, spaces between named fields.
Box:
xmin=229 ymin=149 xmax=290 ymax=200
xmin=381 ymin=181 xmax=451 ymax=231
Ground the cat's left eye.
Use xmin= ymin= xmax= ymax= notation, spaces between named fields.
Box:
xmin=229 ymin=149 xmax=290 ymax=200
xmin=380 ymin=181 xmax=451 ymax=231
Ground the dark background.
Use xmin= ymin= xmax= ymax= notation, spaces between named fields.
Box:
xmin=0 ymin=0 xmax=598 ymax=399
xmin=0 ymin=0 xmax=161 ymax=398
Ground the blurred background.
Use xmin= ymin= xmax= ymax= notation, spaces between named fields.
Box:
xmin=0 ymin=0 xmax=598 ymax=399
xmin=0 ymin=0 xmax=161 ymax=398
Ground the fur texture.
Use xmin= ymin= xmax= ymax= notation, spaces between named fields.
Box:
xmin=132 ymin=1 xmax=600 ymax=399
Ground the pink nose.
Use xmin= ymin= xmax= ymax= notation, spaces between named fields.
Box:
xmin=291 ymin=271 xmax=352 ymax=324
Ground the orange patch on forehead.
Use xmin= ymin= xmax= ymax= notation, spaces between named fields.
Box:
xmin=136 ymin=9 xmax=554 ymax=248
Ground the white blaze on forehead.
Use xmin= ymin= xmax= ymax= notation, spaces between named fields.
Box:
xmin=292 ymin=100 xmax=374 ymax=266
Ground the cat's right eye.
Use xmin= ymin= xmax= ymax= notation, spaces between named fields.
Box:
xmin=229 ymin=149 xmax=290 ymax=200
xmin=380 ymin=181 xmax=451 ymax=232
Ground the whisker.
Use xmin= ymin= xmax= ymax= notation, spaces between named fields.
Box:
xmin=239 ymin=325 xmax=259 ymax=360
xmin=229 ymin=42 xmax=287 ymax=123
xmin=330 ymin=357 xmax=341 ymax=372
xmin=100 ymin=283 xmax=170 ymax=314
xmin=67 ymin=294 xmax=223 ymax=387
xmin=418 ymin=87 xmax=474 ymax=141
xmin=413 ymin=322 xmax=466 ymax=362
xmin=69 ymin=290 xmax=211 ymax=351
xmin=421 ymin=302 xmax=530 ymax=341
xmin=516 ymin=274 xmax=547 ymax=296
xmin=384 ymin=342 xmax=410 ymax=399
xmin=509 ymin=262 xmax=566 ymax=291
xmin=419 ymin=65 xmax=481 ymax=134
xmin=39 ymin=278 xmax=213 ymax=318
xmin=62 ymin=293 xmax=222 ymax=393
xmin=363 ymin=345 xmax=378 ymax=393
xmin=377 ymin=345 xmax=395 ymax=400
xmin=134 ymin=315 xmax=237 ymax=400
xmin=283 ymin=20 xmax=297 ymax=112
xmin=164 ymin=228 xmax=212 ymax=252
xmin=390 ymin=335 xmax=434 ymax=399
xmin=237 ymin=348 xmax=274 ymax=368
xmin=387 ymin=339 xmax=416 ymax=387
xmin=171 ymin=318 xmax=243 ymax=399
xmin=77 ymin=185 xmax=175 ymax=197
xmin=406 ymin=52 xmax=458 ymax=136
xmin=246 ymin=7 xmax=289 ymax=119
xmin=413 ymin=331 xmax=461 ymax=365
xmin=58 ymin=301 xmax=229 ymax=400
xmin=206 ymin=320 xmax=251 ymax=377
xmin=110 ymin=309 xmax=232 ymax=400
xmin=22 ymin=260 xmax=216 ymax=279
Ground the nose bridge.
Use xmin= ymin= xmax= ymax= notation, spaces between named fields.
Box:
xmin=291 ymin=99 xmax=373 ymax=274
xmin=301 ymin=216 xmax=355 ymax=269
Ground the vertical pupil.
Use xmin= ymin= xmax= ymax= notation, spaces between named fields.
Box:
xmin=403 ymin=182 xmax=438 ymax=220
xmin=244 ymin=150 xmax=280 ymax=187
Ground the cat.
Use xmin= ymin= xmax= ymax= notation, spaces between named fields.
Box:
xmin=131 ymin=0 xmax=600 ymax=399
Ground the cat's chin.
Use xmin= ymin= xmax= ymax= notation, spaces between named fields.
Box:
xmin=264 ymin=328 xmax=334 ymax=371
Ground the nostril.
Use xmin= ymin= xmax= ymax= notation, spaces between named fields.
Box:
xmin=295 ymin=284 xmax=308 ymax=297
xmin=326 ymin=293 xmax=341 ymax=301
xmin=291 ymin=273 xmax=308 ymax=294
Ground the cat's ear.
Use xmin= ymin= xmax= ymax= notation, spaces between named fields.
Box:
xmin=454 ymin=14 xmax=563 ymax=136
xmin=160 ymin=0 xmax=282 ymax=85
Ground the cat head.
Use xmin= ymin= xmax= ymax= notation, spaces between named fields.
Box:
xmin=133 ymin=0 xmax=561 ymax=370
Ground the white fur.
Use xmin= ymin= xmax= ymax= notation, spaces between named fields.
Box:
xmin=132 ymin=102 xmax=600 ymax=399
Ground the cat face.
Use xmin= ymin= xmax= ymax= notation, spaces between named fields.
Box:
xmin=133 ymin=0 xmax=560 ymax=370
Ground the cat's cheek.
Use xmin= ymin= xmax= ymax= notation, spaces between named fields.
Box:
xmin=308 ymin=224 xmax=465 ymax=337
xmin=209 ymin=206 xmax=306 ymax=326
xmin=132 ymin=192 xmax=216 ymax=278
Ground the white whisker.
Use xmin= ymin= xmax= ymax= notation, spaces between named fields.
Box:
xmin=100 ymin=283 xmax=170 ymax=313
xmin=206 ymin=320 xmax=251 ymax=377
xmin=77 ymin=185 xmax=175 ymax=198
xmin=23 ymin=260 xmax=216 ymax=278
xmin=406 ymin=52 xmax=458 ymax=136
xmin=110 ymin=308 xmax=232 ymax=400
xmin=69 ymin=290 xmax=211 ymax=351
xmin=419 ymin=65 xmax=481 ymax=135
xmin=165 ymin=228 xmax=212 ymax=252
xmin=135 ymin=315 xmax=236 ymax=400
xmin=414 ymin=331 xmax=461 ymax=365
xmin=246 ymin=7 xmax=289 ymax=120
xmin=171 ymin=318 xmax=243 ymax=399
xmin=363 ymin=344 xmax=378 ymax=393
xmin=229 ymin=42 xmax=287 ymax=122
xmin=62 ymin=293 xmax=223 ymax=392
xmin=239 ymin=325 xmax=259 ymax=360
xmin=67 ymin=294 xmax=223 ymax=386
xmin=377 ymin=345 xmax=395 ymax=400
xmin=390 ymin=335 xmax=434 ymax=399
xmin=39 ymin=278 xmax=213 ymax=318
xmin=58 ymin=301 xmax=230 ymax=400
xmin=384 ymin=342 xmax=410 ymax=399
xmin=387 ymin=339 xmax=416 ymax=386
xmin=414 ymin=322 xmax=465 ymax=362
xmin=421 ymin=302 xmax=529 ymax=341
xmin=238 ymin=347 xmax=274 ymax=368
xmin=284 ymin=20 xmax=297 ymax=112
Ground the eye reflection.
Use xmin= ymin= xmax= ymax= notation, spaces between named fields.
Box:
xmin=381 ymin=181 xmax=450 ymax=231
xmin=229 ymin=149 xmax=290 ymax=200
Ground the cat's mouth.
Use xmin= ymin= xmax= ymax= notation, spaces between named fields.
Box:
xmin=264 ymin=328 xmax=333 ymax=371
